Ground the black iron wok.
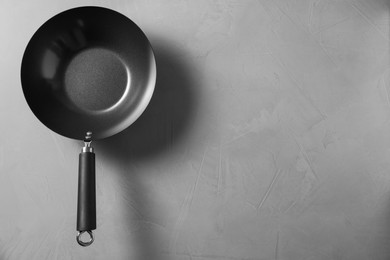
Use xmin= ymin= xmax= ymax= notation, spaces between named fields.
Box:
xmin=20 ymin=6 xmax=156 ymax=246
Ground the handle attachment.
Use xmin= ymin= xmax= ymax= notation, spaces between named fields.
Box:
xmin=76 ymin=132 xmax=96 ymax=247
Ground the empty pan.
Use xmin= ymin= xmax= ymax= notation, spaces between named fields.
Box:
xmin=20 ymin=6 xmax=156 ymax=246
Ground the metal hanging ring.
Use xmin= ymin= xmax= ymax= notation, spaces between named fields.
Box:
xmin=76 ymin=230 xmax=94 ymax=247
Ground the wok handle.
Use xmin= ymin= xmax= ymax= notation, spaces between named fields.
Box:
xmin=76 ymin=149 xmax=96 ymax=246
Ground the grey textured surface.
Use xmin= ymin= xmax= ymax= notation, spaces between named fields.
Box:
xmin=1 ymin=0 xmax=390 ymax=259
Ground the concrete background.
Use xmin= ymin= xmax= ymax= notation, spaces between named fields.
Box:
xmin=1 ymin=0 xmax=390 ymax=259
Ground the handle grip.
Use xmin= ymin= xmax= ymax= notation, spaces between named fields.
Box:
xmin=76 ymin=151 xmax=96 ymax=246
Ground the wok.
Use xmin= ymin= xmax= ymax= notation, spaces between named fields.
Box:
xmin=20 ymin=6 xmax=156 ymax=246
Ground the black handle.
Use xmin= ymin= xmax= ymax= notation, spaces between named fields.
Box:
xmin=77 ymin=151 xmax=96 ymax=243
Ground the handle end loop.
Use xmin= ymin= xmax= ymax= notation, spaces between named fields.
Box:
xmin=77 ymin=230 xmax=94 ymax=247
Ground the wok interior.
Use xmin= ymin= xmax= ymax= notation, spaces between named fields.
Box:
xmin=21 ymin=7 xmax=156 ymax=140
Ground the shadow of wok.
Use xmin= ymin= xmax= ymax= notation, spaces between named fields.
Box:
xmin=96 ymin=41 xmax=199 ymax=164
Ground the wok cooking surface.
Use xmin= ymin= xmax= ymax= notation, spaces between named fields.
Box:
xmin=64 ymin=48 xmax=129 ymax=112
